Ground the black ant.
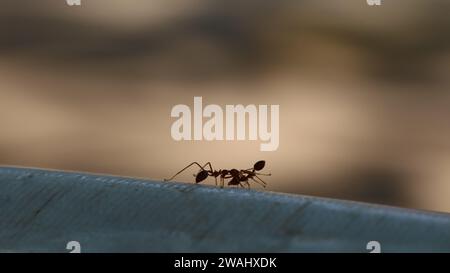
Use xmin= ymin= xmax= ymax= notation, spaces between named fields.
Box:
xmin=164 ymin=160 xmax=271 ymax=189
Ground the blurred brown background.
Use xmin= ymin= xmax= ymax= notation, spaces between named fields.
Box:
xmin=1 ymin=0 xmax=450 ymax=212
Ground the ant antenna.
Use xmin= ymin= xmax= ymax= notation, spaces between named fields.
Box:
xmin=164 ymin=162 xmax=206 ymax=181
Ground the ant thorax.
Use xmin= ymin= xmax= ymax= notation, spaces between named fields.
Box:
xmin=170 ymin=96 xmax=279 ymax=151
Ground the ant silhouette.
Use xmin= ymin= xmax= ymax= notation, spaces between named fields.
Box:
xmin=164 ymin=160 xmax=271 ymax=189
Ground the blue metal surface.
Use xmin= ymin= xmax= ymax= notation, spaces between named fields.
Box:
xmin=0 ymin=166 xmax=449 ymax=252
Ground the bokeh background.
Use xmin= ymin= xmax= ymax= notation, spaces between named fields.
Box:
xmin=1 ymin=0 xmax=450 ymax=212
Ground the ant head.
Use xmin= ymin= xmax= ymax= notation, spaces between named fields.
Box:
xmin=195 ymin=170 xmax=209 ymax=183
xmin=254 ymin=160 xmax=265 ymax=171
xmin=230 ymin=169 xmax=240 ymax=177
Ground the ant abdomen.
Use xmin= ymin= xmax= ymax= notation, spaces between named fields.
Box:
xmin=195 ymin=170 xmax=209 ymax=183
xmin=228 ymin=176 xmax=240 ymax=186
xmin=254 ymin=160 xmax=265 ymax=171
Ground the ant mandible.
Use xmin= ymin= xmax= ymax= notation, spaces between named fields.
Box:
xmin=164 ymin=160 xmax=271 ymax=189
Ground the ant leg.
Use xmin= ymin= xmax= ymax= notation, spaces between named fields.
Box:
xmin=164 ymin=162 xmax=206 ymax=182
xmin=240 ymin=170 xmax=267 ymax=186
xmin=253 ymin=175 xmax=268 ymax=186
xmin=199 ymin=162 xmax=214 ymax=173
xmin=242 ymin=169 xmax=271 ymax=177
xmin=239 ymin=182 xmax=250 ymax=189
xmin=249 ymin=177 xmax=266 ymax=188
xmin=254 ymin=172 xmax=271 ymax=176
xmin=221 ymin=177 xmax=227 ymax=188
xmin=219 ymin=175 xmax=233 ymax=188
xmin=241 ymin=170 xmax=268 ymax=186
xmin=220 ymin=176 xmax=224 ymax=188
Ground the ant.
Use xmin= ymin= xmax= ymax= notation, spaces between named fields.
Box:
xmin=164 ymin=160 xmax=271 ymax=189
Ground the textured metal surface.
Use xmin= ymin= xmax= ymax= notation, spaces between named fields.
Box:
xmin=0 ymin=166 xmax=450 ymax=253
